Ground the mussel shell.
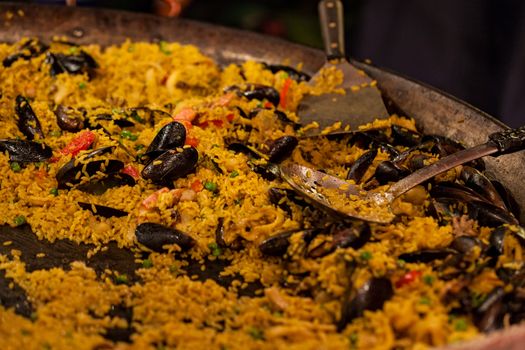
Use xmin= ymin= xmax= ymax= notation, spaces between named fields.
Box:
xmin=47 ymin=50 xmax=98 ymax=77
xmin=467 ymin=200 xmax=519 ymax=227
xmin=391 ymin=124 xmax=422 ymax=147
xmin=144 ymin=121 xmax=186 ymax=159
xmin=491 ymin=180 xmax=521 ymax=220
xmin=76 ymin=173 xmax=135 ymax=195
xmin=227 ymin=84 xmax=280 ymax=107
xmin=451 ymin=236 xmax=482 ymax=254
xmin=15 ymin=95 xmax=44 ymax=140
xmin=135 ymin=222 xmax=195 ymax=252
xmin=346 ymin=149 xmax=377 ymax=183
xmin=267 ymin=136 xmax=298 ymax=163
xmin=264 ymin=64 xmax=311 ymax=82
xmin=374 ymin=160 xmax=409 ymax=185
xmin=338 ymin=277 xmax=393 ymax=331
xmin=474 ymin=287 xmax=505 ymax=332
xmin=307 ymin=221 xmax=371 ymax=258
xmin=55 ymin=105 xmax=85 ymax=132
xmin=2 ymin=38 xmax=48 ymax=67
xmin=227 ymin=142 xmax=262 ymax=159
xmin=274 ymin=110 xmax=302 ymax=130
xmin=461 ymin=166 xmax=507 ymax=211
xmin=259 ymin=229 xmax=317 ymax=257
xmin=78 ymin=202 xmax=128 ymax=218
xmin=141 ymin=147 xmax=198 ymax=185
xmin=398 ymin=249 xmax=457 ymax=263
xmin=94 ymin=113 xmax=135 ymax=128
xmin=0 ymin=139 xmax=52 ymax=162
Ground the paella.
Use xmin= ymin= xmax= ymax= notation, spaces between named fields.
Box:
xmin=0 ymin=38 xmax=524 ymax=350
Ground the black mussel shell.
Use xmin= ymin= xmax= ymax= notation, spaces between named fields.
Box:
xmin=264 ymin=64 xmax=311 ymax=82
xmin=374 ymin=160 xmax=409 ymax=185
xmin=46 ymin=50 xmax=98 ymax=77
xmin=259 ymin=229 xmax=317 ymax=257
xmin=346 ymin=149 xmax=377 ymax=183
xmin=308 ymin=221 xmax=371 ymax=258
xmin=78 ymin=202 xmax=128 ymax=218
xmin=474 ymin=287 xmax=505 ymax=332
xmin=338 ymin=277 xmax=393 ymax=331
xmin=461 ymin=166 xmax=507 ymax=211
xmin=467 ymin=201 xmax=519 ymax=227
xmin=3 ymin=38 xmax=48 ymax=67
xmin=94 ymin=113 xmax=135 ymax=128
xmin=76 ymin=173 xmax=135 ymax=195
xmin=274 ymin=110 xmax=302 ymax=130
xmin=144 ymin=121 xmax=186 ymax=159
xmin=391 ymin=124 xmax=422 ymax=147
xmin=55 ymin=105 xmax=85 ymax=132
xmin=398 ymin=249 xmax=457 ymax=263
xmin=0 ymin=139 xmax=52 ymax=162
xmin=267 ymin=136 xmax=298 ymax=163
xmin=141 ymin=147 xmax=198 ymax=185
xmin=226 ymin=84 xmax=280 ymax=107
xmin=451 ymin=236 xmax=482 ymax=254
xmin=227 ymin=142 xmax=262 ymax=159
xmin=135 ymin=222 xmax=195 ymax=252
xmin=15 ymin=95 xmax=44 ymax=140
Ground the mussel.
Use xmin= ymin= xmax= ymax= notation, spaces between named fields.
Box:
xmin=263 ymin=63 xmax=311 ymax=82
xmin=346 ymin=149 xmax=377 ymax=183
xmin=3 ymin=38 xmax=48 ymax=67
xmin=55 ymin=147 xmax=124 ymax=189
xmin=141 ymin=147 xmax=198 ymax=185
xmin=226 ymin=84 xmax=280 ymax=107
xmin=338 ymin=277 xmax=394 ymax=331
xmin=55 ymin=105 xmax=85 ymax=132
xmin=135 ymin=222 xmax=195 ymax=252
xmin=307 ymin=221 xmax=371 ymax=258
xmin=46 ymin=50 xmax=98 ymax=78
xmin=15 ymin=95 xmax=44 ymax=140
xmin=0 ymin=139 xmax=52 ymax=162
xmin=77 ymin=202 xmax=128 ymax=218
xmin=143 ymin=121 xmax=186 ymax=160
xmin=267 ymin=136 xmax=298 ymax=163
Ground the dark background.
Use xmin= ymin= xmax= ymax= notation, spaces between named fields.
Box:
xmin=7 ymin=0 xmax=525 ymax=127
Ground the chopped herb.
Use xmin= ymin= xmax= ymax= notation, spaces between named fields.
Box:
xmin=169 ymin=264 xmax=178 ymax=274
xmin=14 ymin=215 xmax=26 ymax=226
xmin=78 ymin=82 xmax=87 ymax=90
xmin=30 ymin=312 xmax=38 ymax=321
xmin=211 ymin=144 xmax=220 ymax=148
xmin=419 ymin=296 xmax=431 ymax=305
xmin=10 ymin=162 xmax=21 ymax=172
xmin=234 ymin=198 xmax=243 ymax=206
xmin=273 ymin=311 xmax=283 ymax=317
xmin=471 ymin=293 xmax=486 ymax=308
xmin=67 ymin=46 xmax=78 ymax=54
xmin=396 ymin=259 xmax=406 ymax=267
xmin=159 ymin=41 xmax=172 ymax=55
xmin=115 ymin=274 xmax=128 ymax=285
xmin=360 ymin=251 xmax=372 ymax=261
xmin=142 ymin=259 xmax=153 ymax=269
xmin=134 ymin=144 xmax=145 ymax=151
xmin=49 ymin=130 xmax=62 ymax=137
xmin=230 ymin=170 xmax=239 ymax=178
xmin=204 ymin=181 xmax=218 ymax=192
xmin=454 ymin=319 xmax=468 ymax=331
xmin=111 ymin=108 xmax=123 ymax=114
xmin=208 ymin=242 xmax=222 ymax=257
xmin=49 ymin=188 xmax=59 ymax=196
xmin=127 ymin=44 xmax=135 ymax=53
xmin=120 ymin=130 xmax=138 ymax=141
xmin=20 ymin=328 xmax=31 ymax=336
xmin=247 ymin=327 xmax=264 ymax=340
xmin=423 ymin=275 xmax=434 ymax=286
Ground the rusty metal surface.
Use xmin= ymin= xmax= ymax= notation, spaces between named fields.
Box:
xmin=0 ymin=3 xmax=524 ymax=349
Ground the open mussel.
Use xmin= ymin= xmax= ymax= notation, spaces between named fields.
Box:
xmin=0 ymin=139 xmax=52 ymax=162
xmin=391 ymin=124 xmax=422 ymax=147
xmin=141 ymin=146 xmax=198 ymax=185
xmin=263 ymin=63 xmax=311 ymax=82
xmin=55 ymin=105 xmax=85 ymax=132
xmin=259 ymin=229 xmax=317 ymax=257
xmin=226 ymin=84 xmax=280 ymax=107
xmin=373 ymin=160 xmax=409 ymax=185
xmin=55 ymin=147 xmax=124 ymax=189
xmin=3 ymin=38 xmax=48 ymax=67
xmin=307 ymin=221 xmax=371 ymax=258
xmin=15 ymin=95 xmax=44 ymax=140
xmin=76 ymin=173 xmax=136 ymax=195
xmin=460 ymin=166 xmax=507 ymax=211
xmin=135 ymin=222 xmax=195 ymax=252
xmin=46 ymin=50 xmax=98 ymax=78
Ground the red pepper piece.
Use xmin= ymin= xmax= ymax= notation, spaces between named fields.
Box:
xmin=395 ymin=270 xmax=423 ymax=288
xmin=122 ymin=164 xmax=140 ymax=179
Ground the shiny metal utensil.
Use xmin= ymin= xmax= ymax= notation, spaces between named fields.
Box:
xmin=297 ymin=0 xmax=389 ymax=130
xmin=276 ymin=126 xmax=525 ymax=224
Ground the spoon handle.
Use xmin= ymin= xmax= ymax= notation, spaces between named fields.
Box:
xmin=387 ymin=126 xmax=525 ymax=199
xmin=319 ymin=0 xmax=345 ymax=60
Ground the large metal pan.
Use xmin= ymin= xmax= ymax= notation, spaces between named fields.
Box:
xmin=0 ymin=3 xmax=523 ymax=349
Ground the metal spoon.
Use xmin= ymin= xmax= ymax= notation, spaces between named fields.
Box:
xmin=274 ymin=126 xmax=525 ymax=224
